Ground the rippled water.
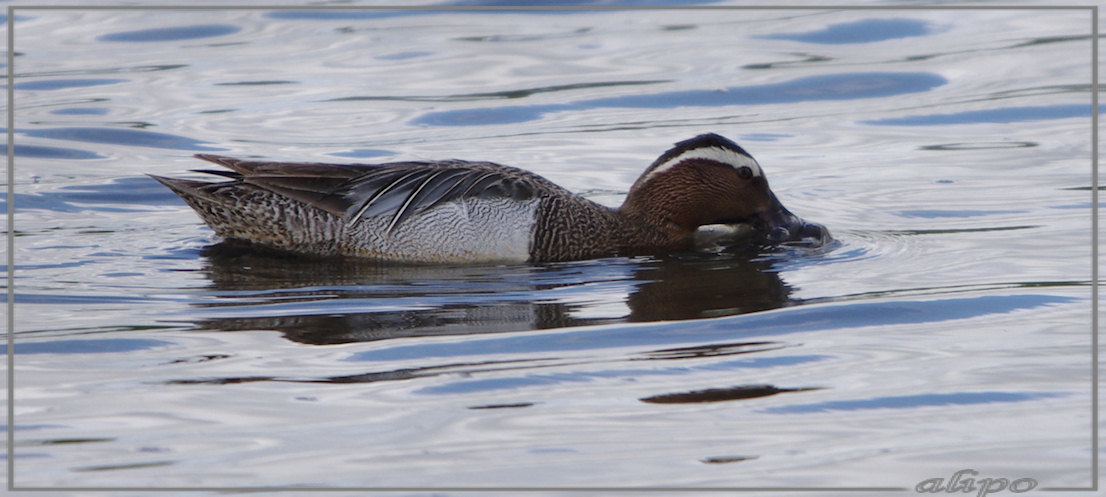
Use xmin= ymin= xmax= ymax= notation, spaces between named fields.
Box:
xmin=4 ymin=5 xmax=1096 ymax=492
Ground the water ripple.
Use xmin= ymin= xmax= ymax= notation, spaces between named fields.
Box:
xmin=97 ymin=24 xmax=241 ymax=43
xmin=13 ymin=79 xmax=128 ymax=91
xmin=348 ymin=293 xmax=1076 ymax=362
xmin=414 ymin=72 xmax=947 ymax=126
xmin=23 ymin=127 xmax=224 ymax=151
xmin=758 ymin=18 xmax=932 ymax=45
xmin=862 ymin=104 xmax=1095 ymax=126
xmin=761 ymin=391 xmax=1060 ymax=414
xmin=0 ymin=144 xmax=103 ymax=160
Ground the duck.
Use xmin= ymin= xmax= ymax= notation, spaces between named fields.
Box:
xmin=150 ymin=133 xmax=824 ymax=263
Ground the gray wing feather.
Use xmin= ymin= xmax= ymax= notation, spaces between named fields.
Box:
xmin=344 ymin=165 xmax=537 ymax=230
xmin=192 ymin=155 xmax=542 ymax=233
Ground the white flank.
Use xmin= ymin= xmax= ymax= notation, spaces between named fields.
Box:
xmin=642 ymin=146 xmax=762 ymax=184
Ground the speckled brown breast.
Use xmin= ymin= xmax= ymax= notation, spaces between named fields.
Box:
xmin=529 ymin=193 xmax=690 ymax=262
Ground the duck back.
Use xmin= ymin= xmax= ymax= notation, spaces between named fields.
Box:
xmin=153 ymin=157 xmax=570 ymax=263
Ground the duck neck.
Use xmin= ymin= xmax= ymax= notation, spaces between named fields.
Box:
xmin=613 ymin=203 xmax=697 ymax=254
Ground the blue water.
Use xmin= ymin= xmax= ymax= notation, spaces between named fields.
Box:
xmin=758 ymin=18 xmax=932 ymax=44
xmin=413 ymin=72 xmax=948 ymax=126
xmin=864 ymin=104 xmax=1099 ymax=126
xmin=348 ymin=294 xmax=1076 ymax=361
xmin=4 ymin=5 xmax=1095 ymax=492
xmin=96 ymin=24 xmax=242 ymax=43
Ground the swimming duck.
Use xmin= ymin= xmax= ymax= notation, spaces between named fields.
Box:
xmin=151 ymin=133 xmax=823 ymax=263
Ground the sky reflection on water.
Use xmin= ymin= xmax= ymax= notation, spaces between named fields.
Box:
xmin=7 ymin=6 xmax=1094 ymax=489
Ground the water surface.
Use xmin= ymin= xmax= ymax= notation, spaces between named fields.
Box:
xmin=5 ymin=5 xmax=1095 ymax=491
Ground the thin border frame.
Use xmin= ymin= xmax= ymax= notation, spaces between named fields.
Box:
xmin=4 ymin=3 xmax=1098 ymax=493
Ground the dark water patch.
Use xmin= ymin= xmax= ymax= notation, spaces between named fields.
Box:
xmin=416 ymin=355 xmax=825 ymax=395
xmin=351 ymin=294 xmax=1075 ymax=361
xmin=897 ymin=209 xmax=1025 ymax=219
xmin=419 ymin=373 xmax=589 ymax=394
xmin=414 ymin=72 xmax=947 ymax=126
xmin=292 ymin=350 xmax=807 ymax=395
xmin=10 ymin=177 xmax=187 ymax=214
xmin=314 ymin=360 xmax=529 ymax=384
xmin=330 ymin=148 xmax=393 ymax=159
xmin=640 ymin=384 xmax=816 ymax=404
xmin=214 ymin=80 xmax=297 ymax=86
xmin=742 ymin=54 xmax=833 ymax=70
xmin=455 ymin=28 xmax=594 ymax=43
xmin=97 ymin=24 xmax=240 ymax=42
xmin=167 ymin=376 xmax=274 ymax=386
xmin=468 ymin=402 xmax=535 ymax=410
xmin=739 ymin=132 xmax=792 ymax=142
xmin=7 ymin=293 xmax=159 ymax=305
xmin=0 ymin=424 xmax=66 ymax=433
xmin=168 ymin=357 xmax=540 ymax=386
xmin=921 ymin=141 xmax=1036 ymax=151
xmin=761 ymin=391 xmax=1059 ymax=414
xmin=57 ymin=176 xmax=188 ymax=206
xmin=0 ymin=144 xmax=103 ymax=160
xmin=73 ymin=461 xmax=175 ymax=472
xmin=478 ymin=80 xmax=666 ymax=100
xmin=823 ymin=280 xmax=1090 ymax=306
xmin=417 ymin=104 xmax=560 ymax=126
xmin=701 ymin=455 xmax=757 ymax=464
xmin=375 ymin=51 xmax=434 ymax=60
xmin=169 ymin=353 xmax=828 ymax=388
xmin=1011 ymin=34 xmax=1089 ymax=48
xmin=702 ymin=355 xmax=828 ymax=371
xmin=584 ymin=72 xmax=946 ymax=107
xmin=884 ymin=225 xmax=1039 ymax=236
xmin=142 ymin=245 xmax=206 ymax=261
xmin=164 ymin=354 xmax=233 ymax=365
xmin=24 ymin=127 xmax=225 ymax=151
xmin=759 ymin=18 xmax=931 ymax=45
xmin=6 ymin=261 xmax=90 ymax=272
xmin=0 ymin=338 xmax=173 ymax=355
xmin=2 ymin=453 xmax=51 ymax=460
xmin=636 ymin=341 xmax=785 ymax=360
xmin=329 ymin=79 xmax=667 ymax=103
xmin=1049 ymin=202 xmax=1097 ymax=210
xmin=134 ymin=63 xmax=191 ymax=73
xmin=863 ymin=104 xmax=1095 ymax=126
xmin=12 ymin=78 xmax=127 ymax=91
xmin=50 ymin=107 xmax=110 ymax=116
xmin=39 ymin=437 xmax=115 ymax=446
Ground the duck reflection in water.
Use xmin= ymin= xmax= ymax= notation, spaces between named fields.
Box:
xmin=188 ymin=236 xmax=819 ymax=346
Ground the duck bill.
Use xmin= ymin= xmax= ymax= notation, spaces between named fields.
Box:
xmin=753 ymin=192 xmax=805 ymax=244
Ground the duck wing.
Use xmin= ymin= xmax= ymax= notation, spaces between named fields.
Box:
xmin=192 ymin=154 xmax=549 ymax=233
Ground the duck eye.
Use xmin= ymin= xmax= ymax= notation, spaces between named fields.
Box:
xmin=736 ymin=166 xmax=753 ymax=180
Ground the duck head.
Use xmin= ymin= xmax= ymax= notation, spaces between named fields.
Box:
xmin=621 ymin=133 xmax=817 ymax=246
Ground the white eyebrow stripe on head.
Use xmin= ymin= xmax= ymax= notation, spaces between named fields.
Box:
xmin=642 ymin=146 xmax=762 ymax=184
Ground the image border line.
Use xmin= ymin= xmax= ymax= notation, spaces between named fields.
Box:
xmin=5 ymin=3 xmax=1098 ymax=493
xmin=6 ymin=4 xmax=15 ymax=494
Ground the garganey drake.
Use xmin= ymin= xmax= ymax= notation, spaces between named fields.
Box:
xmin=151 ymin=133 xmax=827 ymax=263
